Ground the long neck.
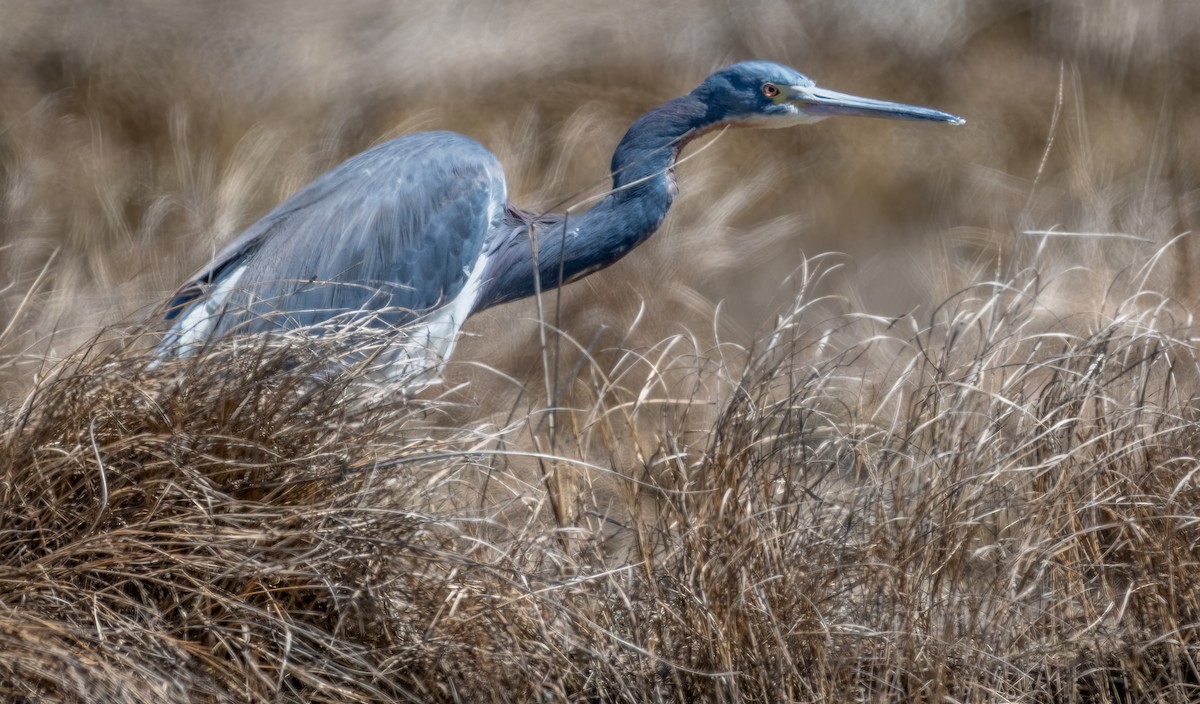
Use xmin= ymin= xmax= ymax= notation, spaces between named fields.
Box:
xmin=475 ymin=93 xmax=713 ymax=312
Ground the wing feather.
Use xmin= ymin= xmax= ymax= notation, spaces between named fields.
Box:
xmin=162 ymin=131 xmax=505 ymax=348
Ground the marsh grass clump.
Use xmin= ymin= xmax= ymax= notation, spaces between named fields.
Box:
xmin=695 ymin=259 xmax=1200 ymax=701
xmin=0 ymin=335 xmax=439 ymax=701
xmin=2 ymin=248 xmax=1199 ymax=702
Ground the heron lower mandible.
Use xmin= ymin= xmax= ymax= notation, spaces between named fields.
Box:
xmin=159 ymin=61 xmax=963 ymax=375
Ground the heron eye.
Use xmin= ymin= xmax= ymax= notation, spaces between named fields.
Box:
xmin=761 ymin=83 xmax=780 ymax=98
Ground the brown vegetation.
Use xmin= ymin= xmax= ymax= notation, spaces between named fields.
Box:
xmin=2 ymin=1 xmax=1199 ymax=701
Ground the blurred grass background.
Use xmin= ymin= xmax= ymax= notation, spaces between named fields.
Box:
xmin=3 ymin=0 xmax=1198 ymax=393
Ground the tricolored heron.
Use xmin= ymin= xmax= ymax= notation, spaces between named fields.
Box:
xmin=159 ymin=61 xmax=962 ymax=375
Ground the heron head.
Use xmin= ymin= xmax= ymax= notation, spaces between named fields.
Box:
xmin=692 ymin=61 xmax=964 ymax=129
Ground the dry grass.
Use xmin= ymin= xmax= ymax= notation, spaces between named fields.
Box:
xmin=3 ymin=240 xmax=1200 ymax=701
xmin=3 ymin=1 xmax=1200 ymax=701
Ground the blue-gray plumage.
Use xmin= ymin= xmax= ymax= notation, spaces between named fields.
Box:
xmin=160 ymin=61 xmax=963 ymax=372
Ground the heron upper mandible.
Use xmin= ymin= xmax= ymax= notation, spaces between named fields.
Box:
xmin=159 ymin=61 xmax=962 ymax=374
